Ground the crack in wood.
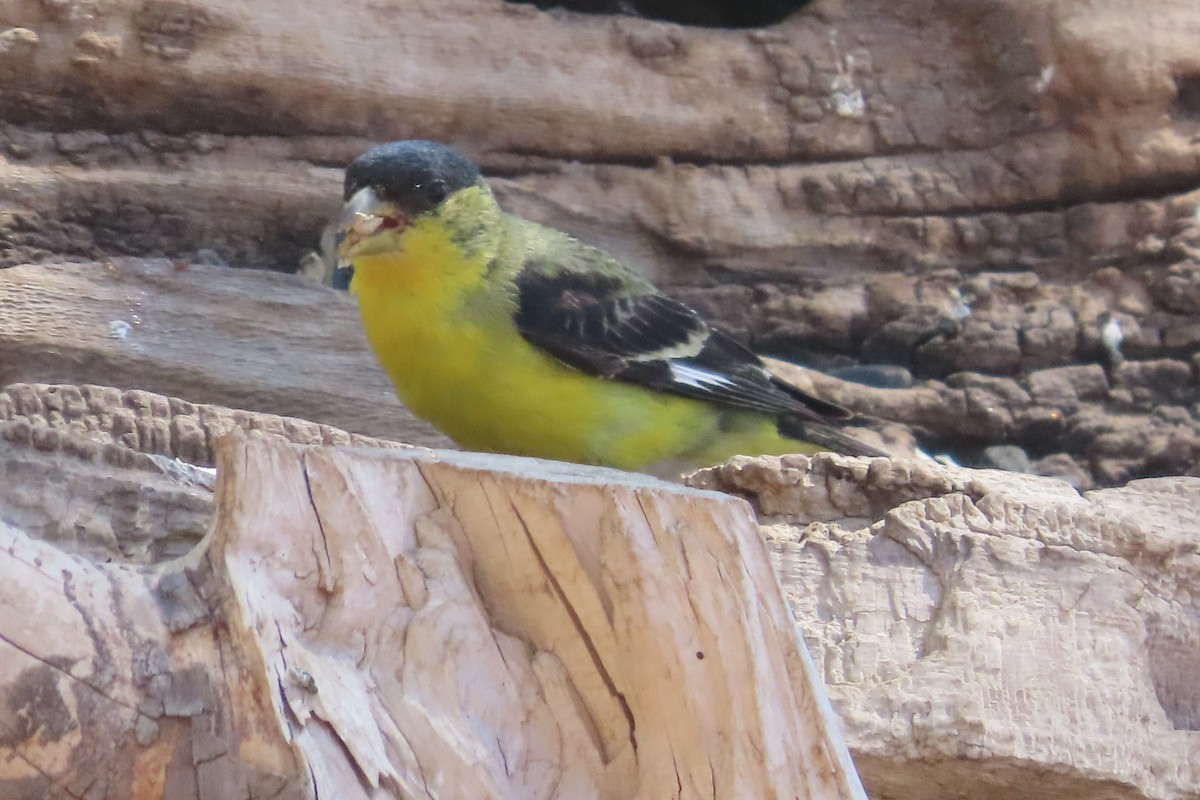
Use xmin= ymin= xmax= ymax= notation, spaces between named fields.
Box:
xmin=505 ymin=497 xmax=640 ymax=758
xmin=0 ymin=631 xmax=151 ymax=721
xmin=301 ymin=453 xmax=337 ymax=597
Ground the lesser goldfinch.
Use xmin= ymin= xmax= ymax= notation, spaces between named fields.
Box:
xmin=336 ymin=140 xmax=886 ymax=473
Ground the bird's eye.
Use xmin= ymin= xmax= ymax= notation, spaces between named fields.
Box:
xmin=425 ymin=180 xmax=448 ymax=205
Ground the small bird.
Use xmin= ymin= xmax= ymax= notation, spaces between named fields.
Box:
xmin=336 ymin=140 xmax=886 ymax=473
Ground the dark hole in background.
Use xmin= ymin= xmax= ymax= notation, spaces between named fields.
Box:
xmin=1174 ymin=73 xmax=1200 ymax=120
xmin=507 ymin=0 xmax=815 ymax=29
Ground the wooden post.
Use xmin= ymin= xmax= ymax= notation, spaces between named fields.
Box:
xmin=0 ymin=437 xmax=865 ymax=799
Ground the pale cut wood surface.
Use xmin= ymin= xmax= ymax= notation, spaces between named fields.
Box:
xmin=0 ymin=436 xmax=867 ymax=799
xmin=216 ymin=440 xmax=866 ymax=800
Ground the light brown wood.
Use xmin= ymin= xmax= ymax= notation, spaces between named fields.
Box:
xmin=0 ymin=436 xmax=866 ymax=799
xmin=0 ymin=513 xmax=297 ymax=799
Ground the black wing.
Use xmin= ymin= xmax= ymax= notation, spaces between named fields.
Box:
xmin=513 ymin=266 xmax=855 ymax=424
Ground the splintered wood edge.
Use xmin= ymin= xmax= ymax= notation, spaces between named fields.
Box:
xmin=211 ymin=436 xmax=868 ymax=800
xmin=0 ymin=513 xmax=302 ymax=799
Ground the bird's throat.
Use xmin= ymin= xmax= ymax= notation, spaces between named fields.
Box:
xmin=348 ymin=216 xmax=490 ymax=301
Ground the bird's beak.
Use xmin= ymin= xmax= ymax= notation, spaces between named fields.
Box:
xmin=335 ymin=186 xmax=408 ymax=264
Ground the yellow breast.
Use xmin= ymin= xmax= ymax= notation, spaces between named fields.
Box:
xmin=347 ymin=218 xmax=723 ymax=470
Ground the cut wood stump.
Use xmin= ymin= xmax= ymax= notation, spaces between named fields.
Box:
xmin=0 ymin=436 xmax=866 ymax=800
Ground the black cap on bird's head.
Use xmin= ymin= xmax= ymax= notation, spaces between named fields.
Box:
xmin=342 ymin=140 xmax=481 ymax=215
xmin=335 ymin=141 xmax=483 ymax=283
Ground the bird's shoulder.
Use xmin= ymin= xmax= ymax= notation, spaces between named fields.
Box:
xmin=506 ymin=218 xmax=652 ymax=293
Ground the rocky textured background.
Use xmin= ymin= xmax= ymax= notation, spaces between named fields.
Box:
xmin=3 ymin=0 xmax=1199 ymax=486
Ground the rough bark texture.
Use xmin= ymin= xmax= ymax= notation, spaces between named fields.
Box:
xmin=3 ymin=260 xmax=1196 ymax=489
xmin=0 ymin=436 xmax=866 ymax=800
xmin=0 ymin=381 xmax=412 ymax=562
xmin=691 ymin=455 xmax=1200 ymax=800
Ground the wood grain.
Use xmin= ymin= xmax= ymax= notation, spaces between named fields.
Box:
xmin=0 ymin=436 xmax=866 ymax=799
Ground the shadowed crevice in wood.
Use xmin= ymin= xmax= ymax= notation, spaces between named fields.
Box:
xmin=300 ymin=455 xmax=336 ymax=598
xmin=505 ymin=0 xmax=814 ymax=29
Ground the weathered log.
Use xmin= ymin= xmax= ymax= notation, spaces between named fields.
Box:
xmin=2 ymin=0 xmax=1198 ymax=280
xmin=5 ymin=260 xmax=1198 ymax=491
xmin=0 ymin=262 xmax=902 ymax=454
xmin=0 ymin=436 xmax=867 ymax=799
xmin=692 ymin=454 xmax=1200 ymax=800
xmin=0 ymin=381 xmax=413 ymax=563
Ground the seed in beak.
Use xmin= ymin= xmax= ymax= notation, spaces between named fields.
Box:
xmin=351 ymin=214 xmax=385 ymax=236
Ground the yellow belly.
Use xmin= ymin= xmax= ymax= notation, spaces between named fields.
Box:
xmin=347 ymin=222 xmax=809 ymax=472
xmin=357 ymin=291 xmax=724 ymax=469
